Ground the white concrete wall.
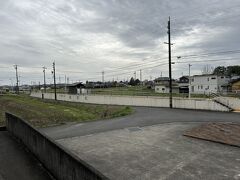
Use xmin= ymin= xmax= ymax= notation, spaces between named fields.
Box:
xmin=214 ymin=97 xmax=240 ymax=110
xmin=30 ymin=92 xmax=230 ymax=112
xmin=172 ymin=98 xmax=228 ymax=111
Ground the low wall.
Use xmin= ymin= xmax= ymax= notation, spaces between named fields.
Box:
xmin=214 ymin=97 xmax=240 ymax=110
xmin=31 ymin=92 xmax=229 ymax=112
xmin=5 ymin=113 xmax=108 ymax=180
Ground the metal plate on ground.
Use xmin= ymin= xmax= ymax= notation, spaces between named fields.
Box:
xmin=183 ymin=123 xmax=240 ymax=147
xmin=127 ymin=127 xmax=142 ymax=132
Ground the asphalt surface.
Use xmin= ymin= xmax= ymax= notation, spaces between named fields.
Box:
xmin=0 ymin=131 xmax=53 ymax=180
xmin=42 ymin=107 xmax=240 ymax=139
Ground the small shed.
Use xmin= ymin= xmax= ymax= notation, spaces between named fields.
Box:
xmin=67 ymin=82 xmax=85 ymax=94
xmin=155 ymin=84 xmax=179 ymax=94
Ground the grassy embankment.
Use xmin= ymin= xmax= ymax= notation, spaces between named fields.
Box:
xmin=0 ymin=95 xmax=132 ymax=127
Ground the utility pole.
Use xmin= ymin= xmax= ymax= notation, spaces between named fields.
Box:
xmin=52 ymin=62 xmax=57 ymax=100
xmin=64 ymin=75 xmax=67 ymax=93
xmin=140 ymin=69 xmax=142 ymax=81
xmin=102 ymin=71 xmax=104 ymax=83
xmin=188 ymin=64 xmax=192 ymax=99
xmin=43 ymin=66 xmax=47 ymax=93
xmin=134 ymin=71 xmax=136 ymax=80
xmin=18 ymin=76 xmax=21 ymax=87
xmin=67 ymin=77 xmax=69 ymax=84
xmin=13 ymin=65 xmax=19 ymax=94
xmin=140 ymin=69 xmax=142 ymax=86
xmin=164 ymin=16 xmax=173 ymax=108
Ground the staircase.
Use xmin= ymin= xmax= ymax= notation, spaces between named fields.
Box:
xmin=210 ymin=93 xmax=234 ymax=112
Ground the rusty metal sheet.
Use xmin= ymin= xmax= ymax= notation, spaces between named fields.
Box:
xmin=183 ymin=123 xmax=240 ymax=147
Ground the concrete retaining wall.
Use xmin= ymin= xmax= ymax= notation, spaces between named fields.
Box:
xmin=5 ymin=113 xmax=108 ymax=180
xmin=31 ymin=92 xmax=229 ymax=112
xmin=214 ymin=97 xmax=240 ymax=110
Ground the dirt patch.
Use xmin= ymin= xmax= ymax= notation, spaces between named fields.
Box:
xmin=184 ymin=122 xmax=240 ymax=147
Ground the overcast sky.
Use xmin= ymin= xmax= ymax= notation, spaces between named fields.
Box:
xmin=0 ymin=0 xmax=240 ymax=85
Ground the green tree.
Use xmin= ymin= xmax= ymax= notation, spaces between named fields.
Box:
xmin=135 ymin=79 xmax=140 ymax=85
xmin=129 ymin=77 xmax=141 ymax=86
xmin=213 ymin=66 xmax=227 ymax=75
xmin=129 ymin=77 xmax=135 ymax=86
xmin=226 ymin=66 xmax=240 ymax=76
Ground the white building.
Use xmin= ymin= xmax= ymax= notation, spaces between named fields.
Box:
xmin=190 ymin=74 xmax=230 ymax=94
xmin=155 ymin=84 xmax=179 ymax=94
xmin=155 ymin=85 xmax=169 ymax=93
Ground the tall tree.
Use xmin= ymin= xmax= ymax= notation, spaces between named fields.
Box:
xmin=226 ymin=66 xmax=240 ymax=76
xmin=129 ymin=77 xmax=135 ymax=86
xmin=213 ymin=66 xmax=227 ymax=75
xmin=135 ymin=79 xmax=140 ymax=85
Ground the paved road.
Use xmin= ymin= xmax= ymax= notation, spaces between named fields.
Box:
xmin=42 ymin=107 xmax=240 ymax=140
xmin=0 ymin=131 xmax=53 ymax=180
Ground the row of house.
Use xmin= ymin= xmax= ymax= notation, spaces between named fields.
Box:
xmin=155 ymin=74 xmax=240 ymax=95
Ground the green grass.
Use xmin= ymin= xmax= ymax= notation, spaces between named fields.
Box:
xmin=91 ymin=86 xmax=210 ymax=98
xmin=0 ymin=95 xmax=133 ymax=128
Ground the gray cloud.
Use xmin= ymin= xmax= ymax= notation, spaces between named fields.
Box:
xmin=0 ymin=0 xmax=240 ymax=85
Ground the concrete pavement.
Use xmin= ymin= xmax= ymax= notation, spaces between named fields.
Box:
xmin=42 ymin=107 xmax=240 ymax=140
xmin=58 ymin=123 xmax=240 ymax=180
xmin=40 ymin=107 xmax=240 ymax=180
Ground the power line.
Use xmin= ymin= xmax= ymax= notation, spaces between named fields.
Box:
xmin=176 ymin=57 xmax=240 ymax=64
xmin=177 ymin=49 xmax=240 ymax=59
xmin=98 ymin=49 xmax=240 ymax=73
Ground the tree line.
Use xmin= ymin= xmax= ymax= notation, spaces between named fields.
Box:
xmin=213 ymin=65 xmax=240 ymax=76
